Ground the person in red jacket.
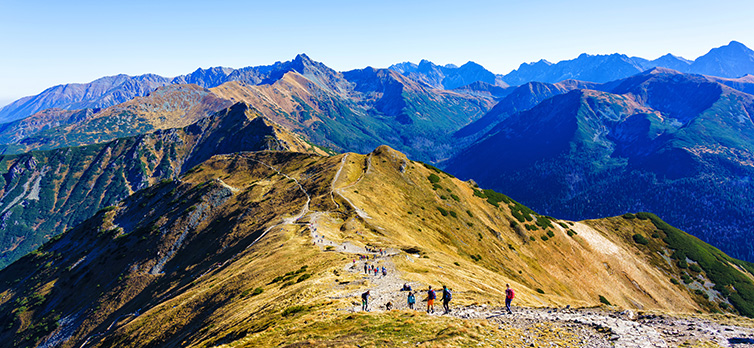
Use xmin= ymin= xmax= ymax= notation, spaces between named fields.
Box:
xmin=505 ymin=284 xmax=515 ymax=314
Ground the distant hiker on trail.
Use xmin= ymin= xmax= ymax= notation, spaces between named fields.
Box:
xmin=441 ymin=285 xmax=452 ymax=314
xmin=364 ymin=263 xmax=368 ymax=274
xmin=407 ymin=291 xmax=416 ymax=309
xmin=505 ymin=284 xmax=515 ymax=314
xmin=401 ymin=283 xmax=412 ymax=291
xmin=385 ymin=301 xmax=393 ymax=310
xmin=381 ymin=266 xmax=387 ymax=277
xmin=374 ymin=267 xmax=379 ymax=276
xmin=362 ymin=290 xmax=370 ymax=311
xmin=426 ymin=286 xmax=436 ymax=313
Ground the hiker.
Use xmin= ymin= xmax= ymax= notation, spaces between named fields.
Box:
xmin=426 ymin=286 xmax=436 ymax=313
xmin=401 ymin=283 xmax=412 ymax=291
xmin=505 ymin=284 xmax=515 ymax=314
xmin=373 ymin=267 xmax=379 ymax=276
xmin=361 ymin=290 xmax=370 ymax=311
xmin=441 ymin=285 xmax=452 ymax=314
xmin=381 ymin=266 xmax=387 ymax=277
xmin=407 ymin=291 xmax=416 ymax=309
xmin=364 ymin=263 xmax=368 ymax=274
xmin=385 ymin=301 xmax=393 ymax=310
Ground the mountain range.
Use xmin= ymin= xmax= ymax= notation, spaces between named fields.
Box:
xmin=447 ymin=67 xmax=754 ymax=261
xmin=4 ymin=41 xmax=754 ymax=125
xmin=0 ymin=43 xmax=754 ymax=346
xmin=501 ymin=40 xmax=754 ymax=85
xmin=0 ymin=47 xmax=753 ymax=266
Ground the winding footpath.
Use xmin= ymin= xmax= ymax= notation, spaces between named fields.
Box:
xmin=306 ymin=155 xmax=754 ymax=348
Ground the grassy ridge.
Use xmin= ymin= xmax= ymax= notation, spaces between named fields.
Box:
xmin=635 ymin=212 xmax=754 ymax=317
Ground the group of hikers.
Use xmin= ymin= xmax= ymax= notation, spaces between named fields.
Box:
xmin=361 ymin=283 xmax=515 ymax=315
xmin=364 ymin=246 xmax=386 ymax=256
xmin=364 ymin=263 xmax=388 ymax=277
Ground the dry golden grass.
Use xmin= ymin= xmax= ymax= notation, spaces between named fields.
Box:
xmin=5 ymin=147 xmax=742 ymax=347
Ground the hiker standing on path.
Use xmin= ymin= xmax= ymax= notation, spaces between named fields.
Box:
xmin=441 ymin=285 xmax=452 ymax=314
xmin=505 ymin=284 xmax=515 ymax=314
xmin=362 ymin=290 xmax=370 ymax=311
xmin=407 ymin=291 xmax=416 ymax=310
xmin=426 ymin=286 xmax=436 ymax=313
xmin=381 ymin=266 xmax=387 ymax=277
xmin=364 ymin=263 xmax=368 ymax=274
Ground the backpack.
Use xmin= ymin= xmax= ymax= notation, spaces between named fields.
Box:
xmin=428 ymin=289 xmax=436 ymax=300
xmin=506 ymin=288 xmax=515 ymax=299
xmin=444 ymin=289 xmax=452 ymax=300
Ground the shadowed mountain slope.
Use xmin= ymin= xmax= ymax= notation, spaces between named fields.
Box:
xmin=446 ymin=69 xmax=754 ymax=262
xmin=0 ymin=103 xmax=323 ymax=268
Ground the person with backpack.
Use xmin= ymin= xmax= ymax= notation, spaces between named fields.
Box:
xmin=505 ymin=284 xmax=515 ymax=314
xmin=441 ymin=285 xmax=452 ymax=314
xmin=362 ymin=290 xmax=370 ymax=311
xmin=426 ymin=286 xmax=436 ymax=313
xmin=381 ymin=266 xmax=387 ymax=277
xmin=407 ymin=291 xmax=416 ymax=309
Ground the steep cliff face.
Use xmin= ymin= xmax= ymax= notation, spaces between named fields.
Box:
xmin=0 ymin=103 xmax=323 ymax=268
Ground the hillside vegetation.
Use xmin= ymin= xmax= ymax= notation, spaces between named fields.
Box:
xmin=1 ymin=146 xmax=752 ymax=347
xmin=0 ymin=103 xmax=325 ymax=268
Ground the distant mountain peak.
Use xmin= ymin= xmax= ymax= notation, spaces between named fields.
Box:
xmin=643 ymin=66 xmax=682 ymax=75
xmin=728 ymin=40 xmax=747 ymax=48
xmin=293 ymin=53 xmax=313 ymax=63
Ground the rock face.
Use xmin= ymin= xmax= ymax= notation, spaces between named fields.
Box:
xmin=0 ymin=102 xmax=321 ymax=268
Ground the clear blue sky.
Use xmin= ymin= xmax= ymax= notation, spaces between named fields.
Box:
xmin=0 ymin=0 xmax=752 ymax=107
